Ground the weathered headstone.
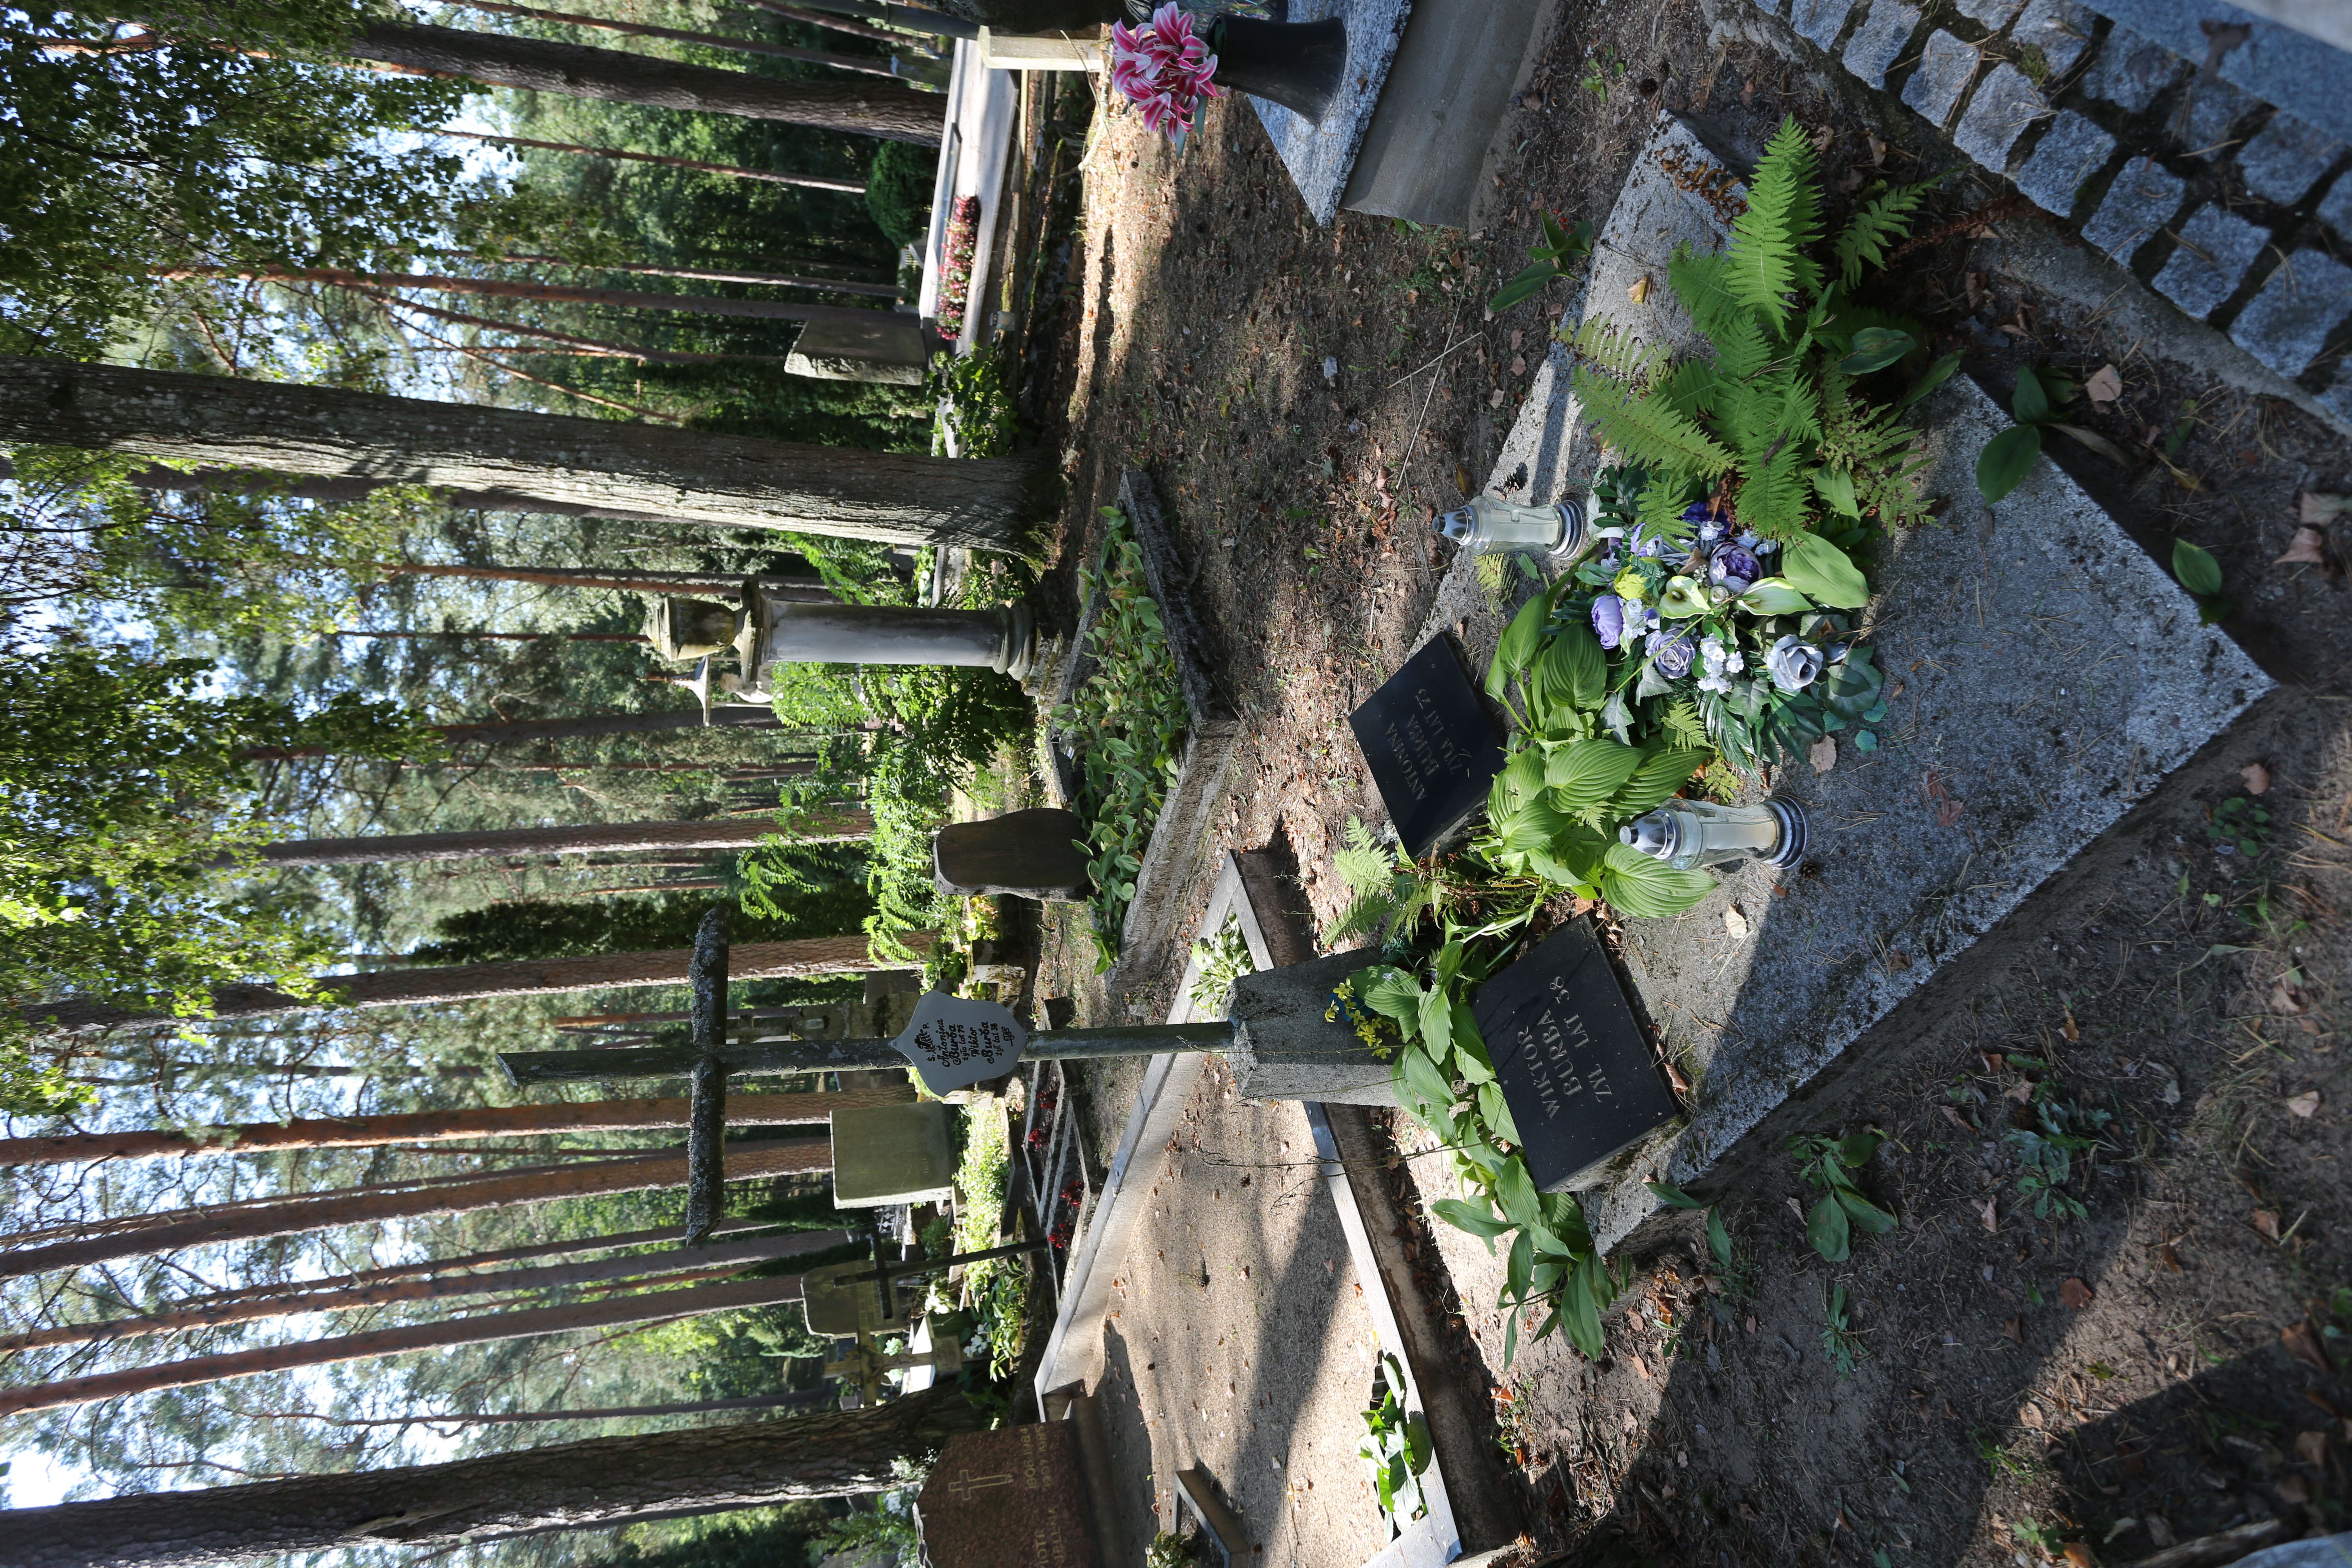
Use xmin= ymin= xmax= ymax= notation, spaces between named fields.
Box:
xmin=1347 ymin=635 xmax=1506 ymax=857
xmin=1473 ymin=922 xmax=1679 ymax=1192
xmin=914 ymin=1423 xmax=1104 ymax=1568
xmin=802 ymin=1257 xmax=912 ymax=1338
xmin=831 ymin=1102 xmax=958 ymax=1207
xmin=783 ymin=312 xmax=931 ymax=386
xmin=891 ymin=991 xmax=1029 ymax=1094
xmin=934 ymin=808 xmax=1093 ymax=901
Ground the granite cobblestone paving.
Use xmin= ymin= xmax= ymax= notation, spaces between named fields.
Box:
xmin=2080 ymin=156 xmax=2187 ymax=263
xmin=2011 ymin=0 xmax=2094 ymax=77
xmin=1952 ymin=62 xmax=2049 ymax=172
xmin=2150 ymin=202 xmax=2269 ymax=317
xmin=1902 ymin=29 xmax=1981 ymax=126
xmin=2227 ymin=249 xmax=2352 ymax=378
xmin=2235 ymin=111 xmax=2348 ymax=205
xmin=1841 ymin=0 xmax=1923 ymax=90
xmin=1791 ymin=0 xmax=1858 ymax=53
xmin=2082 ymin=26 xmax=2181 ymax=113
xmin=2013 ymin=109 xmax=2117 ymax=216
xmin=2178 ymin=76 xmax=2255 ymax=155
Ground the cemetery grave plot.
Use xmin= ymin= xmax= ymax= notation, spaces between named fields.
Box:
xmin=1079 ymin=1054 xmax=1401 ymax=1568
xmin=1013 ymin=0 xmax=2352 ymax=1560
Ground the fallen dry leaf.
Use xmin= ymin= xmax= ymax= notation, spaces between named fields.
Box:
xmin=2003 ymin=1316 xmax=2025 ymax=1343
xmin=1631 ymin=1352 xmax=1652 ymax=1382
xmin=2241 ymin=761 xmax=2273 ymax=794
xmin=2302 ymin=491 xmax=2351 ymax=525
xmin=2063 ymin=1544 xmax=2095 ymax=1568
xmin=2253 ymin=1209 xmax=2283 ymax=1241
xmin=1810 ymin=735 xmax=1836 ymax=774
xmin=2277 ymin=1474 xmax=2312 ymax=1505
xmin=2271 ymin=977 xmax=2305 ymax=1015
xmin=2276 ymin=526 xmax=2331 ymax=566
xmin=1943 ymin=1104 xmax=1976 ymax=1132
xmin=1724 ymin=905 xmax=1750 ymax=938
xmin=2085 ymin=364 xmax=2123 ymax=406
xmin=2288 ymin=1090 xmax=2321 ymax=1119
xmin=2060 ymin=1278 xmax=2095 ymax=1310
xmin=1980 ymin=1197 xmax=2000 ymax=1232
xmin=2283 ymin=1322 xmax=2332 ymax=1374
xmin=1664 ymin=1059 xmax=1692 ymax=1094
xmin=1628 ymin=275 xmax=1650 ymax=304
xmin=2062 ymin=1009 xmax=2080 ymax=1042
xmin=2018 ymin=1401 xmax=2046 ymax=1429
xmin=2296 ymin=1429 xmax=2331 ymax=1467
xmin=2158 ymin=1242 xmax=2183 ymax=1272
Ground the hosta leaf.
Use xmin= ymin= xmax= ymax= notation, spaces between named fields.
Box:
xmin=1534 ymin=621 xmax=1607 ymax=713
xmin=1736 ymin=577 xmax=1814 ymax=615
xmin=1838 ymin=1190 xmax=1898 ymax=1233
xmin=1976 ymin=423 xmax=2042 ymax=502
xmin=1609 ymin=744 xmax=1710 ymax=816
xmin=1432 ymin=1196 xmax=1513 ymax=1242
xmin=1487 ymin=592 xmax=1550 ymax=700
xmin=1599 ymin=841 xmax=1717 ymax=918
xmin=1478 ymin=1078 xmax=1521 ymax=1146
xmin=2172 ymin=539 xmax=2223 ymax=597
xmin=1780 ymin=533 xmax=1870 ymax=608
xmin=1495 ymin=1156 xmax=1542 ymax=1234
xmin=1544 ymin=738 xmax=1646 ymax=813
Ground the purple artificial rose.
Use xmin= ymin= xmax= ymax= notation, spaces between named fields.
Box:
xmin=1684 ymin=499 xmax=1728 ymax=547
xmin=1651 ymin=629 xmax=1697 ymax=680
xmin=1709 ymin=544 xmax=1762 ymax=595
xmin=1591 ymin=593 xmax=1626 ymax=650
xmin=1765 ymin=634 xmax=1826 ymax=692
xmin=1628 ymin=524 xmax=1669 ymax=559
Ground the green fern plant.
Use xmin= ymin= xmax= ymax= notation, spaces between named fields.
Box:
xmin=1563 ymin=117 xmax=1951 ymax=550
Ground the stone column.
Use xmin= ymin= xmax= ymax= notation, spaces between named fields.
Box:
xmin=646 ymin=582 xmax=1036 ymax=684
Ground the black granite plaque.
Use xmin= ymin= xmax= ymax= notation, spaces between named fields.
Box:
xmin=1346 ymin=636 xmax=1506 ymax=858
xmin=1473 ymin=921 xmax=1678 ymax=1192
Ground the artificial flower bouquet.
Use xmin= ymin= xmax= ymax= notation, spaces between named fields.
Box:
xmin=1110 ymin=2 xmax=1224 ymax=141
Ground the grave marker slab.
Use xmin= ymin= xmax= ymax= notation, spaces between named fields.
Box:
xmin=1347 ymin=636 xmax=1505 ymax=858
xmin=915 ymin=1423 xmax=1102 ymax=1568
xmin=831 ymin=1102 xmax=957 ymax=1207
xmin=1475 ymin=922 xmax=1679 ymax=1193
xmin=890 ymin=992 xmax=1028 ymax=1095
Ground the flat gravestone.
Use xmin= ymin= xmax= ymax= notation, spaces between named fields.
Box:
xmin=1457 ymin=111 xmax=2274 ymax=1252
xmin=1347 ymin=635 xmax=1505 ymax=858
xmin=915 ymin=1423 xmax=1103 ymax=1568
xmin=1474 ymin=922 xmax=1679 ymax=1193
xmin=831 ymin=1102 xmax=957 ymax=1207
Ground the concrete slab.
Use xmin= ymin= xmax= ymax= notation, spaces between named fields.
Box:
xmin=1250 ymin=0 xmax=1416 ymax=226
xmin=918 ymin=40 xmax=1020 ymax=353
xmin=1338 ymin=0 xmax=1547 ymax=228
xmin=1412 ymin=114 xmax=2274 ymax=1258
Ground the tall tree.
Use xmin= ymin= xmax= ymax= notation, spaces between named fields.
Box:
xmin=5 ymin=1384 xmax=980 ymax=1567
xmin=0 ymin=1226 xmax=851 ymax=1352
xmin=242 ymin=812 xmax=868 ymax=868
xmin=0 ymin=356 xmax=1049 ymax=552
xmin=0 ymin=1085 xmax=904 ymax=1165
xmin=0 ymin=1268 xmax=824 ymax=1417
xmin=431 ymin=128 xmax=867 ymax=193
xmin=453 ymin=0 xmax=900 ymax=76
xmin=29 ymin=931 xmax=923 ymax=1033
xmin=171 ymin=265 xmax=904 ymax=327
xmin=467 ymin=255 xmax=900 ymax=298
xmin=0 ymin=1136 xmax=833 ymax=1278
xmin=345 ymin=21 xmax=944 ymax=142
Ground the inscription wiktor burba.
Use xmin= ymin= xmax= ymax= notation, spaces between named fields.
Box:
xmin=1347 ymin=637 xmax=1506 ymax=858
xmin=1474 ymin=922 xmax=1679 ymax=1192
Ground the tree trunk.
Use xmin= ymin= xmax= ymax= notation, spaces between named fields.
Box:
xmin=432 ymin=128 xmax=866 ymax=192
xmin=482 ymin=254 xmax=900 ymax=298
xmin=450 ymin=0 xmax=900 ymax=76
xmin=0 ymin=357 xmax=1052 ymax=552
xmin=408 ymin=1389 xmax=838 ymax=1423
xmin=356 ymin=289 xmax=804 ymax=365
xmin=0 ymin=1085 xmax=906 ymax=1165
xmin=333 ymin=628 xmax=650 ymax=641
xmin=246 ymin=811 xmax=870 ymax=868
xmin=0 ymin=1268 xmax=828 ymax=1417
xmin=28 ymin=932 xmax=924 ymax=1033
xmin=0 ymin=1227 xmax=851 ymax=1353
xmin=346 ymin=20 xmax=945 ymax=143
xmin=6 ymin=1385 xmax=981 ymax=1568
xmin=243 ymin=706 xmax=781 ymax=759
xmin=176 ymin=266 xmax=900 ymax=330
xmin=290 ymin=556 xmax=830 ymax=598
xmin=0 ymin=1137 xmax=833 ymax=1279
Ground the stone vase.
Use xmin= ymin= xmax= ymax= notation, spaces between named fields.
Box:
xmin=1209 ymin=15 xmax=1346 ymax=124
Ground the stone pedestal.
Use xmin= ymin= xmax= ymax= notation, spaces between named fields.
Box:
xmin=831 ymin=1102 xmax=958 ymax=1207
xmin=784 ymin=312 xmax=932 ymax=386
xmin=646 ymin=589 xmax=1038 ymax=685
xmin=1223 ymin=948 xmax=1398 ymax=1105
xmin=934 ymin=808 xmax=1094 ymax=901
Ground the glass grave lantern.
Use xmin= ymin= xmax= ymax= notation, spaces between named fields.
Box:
xmin=1434 ymin=495 xmax=1594 ymax=564
xmin=1618 ymin=796 xmax=1809 ymax=871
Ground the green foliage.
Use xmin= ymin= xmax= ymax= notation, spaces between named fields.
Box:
xmin=2172 ymin=538 xmax=2232 ymax=622
xmin=2209 ymin=794 xmax=2273 ymax=858
xmin=0 ymin=642 xmax=430 ymax=1111
xmin=602 ymin=1506 xmax=827 ymax=1568
xmin=1563 ymin=116 xmax=1941 ymax=544
xmin=1147 ymin=1533 xmax=1201 ymax=1568
xmin=865 ymin=139 xmax=938 ymax=247
xmin=949 ymin=1099 xmax=1026 ymax=1378
xmin=1488 ymin=211 xmax=1595 ymax=314
xmin=1789 ymin=1131 xmax=1895 ymax=1263
xmin=1055 ymin=506 xmax=1191 ymax=971
xmin=2008 ymin=1089 xmax=2113 ymax=1220
xmin=411 ymin=874 xmax=871 ymax=964
xmin=0 ymin=0 xmax=481 ymax=355
xmin=1359 ymin=1353 xmax=1433 ymax=1528
xmin=931 ymin=345 xmax=1021 ymax=459
xmin=1977 ymin=365 xmax=2133 ymax=504
xmin=815 ymin=1500 xmax=920 ymax=1564
xmin=1187 ymin=914 xmax=1253 ymax=1020
xmin=1821 ymin=1282 xmax=1864 ymax=1377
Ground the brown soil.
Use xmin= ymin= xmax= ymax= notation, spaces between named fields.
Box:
xmin=1004 ymin=1 xmax=2352 ymax=1562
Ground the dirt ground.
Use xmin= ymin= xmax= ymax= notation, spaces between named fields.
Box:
xmin=1002 ymin=0 xmax=2352 ymax=1561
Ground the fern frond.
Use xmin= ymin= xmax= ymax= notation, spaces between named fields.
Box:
xmin=1710 ymin=311 xmax=1773 ymax=385
xmin=1635 ymin=473 xmax=1700 ymax=549
xmin=1733 ymin=434 xmax=1813 ymax=541
xmin=1832 ymin=180 xmax=1932 ymax=290
xmin=1660 ymin=697 xmax=1708 ymax=750
xmin=1654 ymin=359 xmax=1725 ymax=423
xmin=1561 ymin=314 xmax=1666 ymax=388
xmin=1570 ymin=365 xmax=1735 ymax=481
xmin=1335 ymin=817 xmax=1397 ymax=898
xmin=1724 ymin=117 xmax=1824 ymax=334
xmin=1666 ymin=246 xmax=1753 ymax=346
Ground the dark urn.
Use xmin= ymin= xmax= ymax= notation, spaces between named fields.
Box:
xmin=1209 ymin=14 xmax=1347 ymax=124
